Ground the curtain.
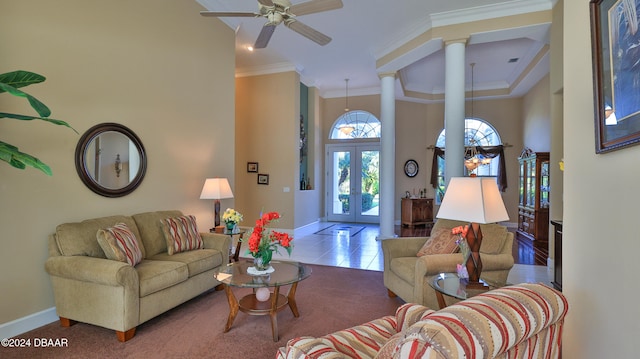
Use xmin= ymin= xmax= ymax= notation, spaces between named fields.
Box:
xmin=430 ymin=145 xmax=507 ymax=192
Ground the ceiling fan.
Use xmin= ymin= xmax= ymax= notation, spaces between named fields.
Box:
xmin=200 ymin=0 xmax=343 ymax=49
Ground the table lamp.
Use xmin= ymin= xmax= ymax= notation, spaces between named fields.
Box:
xmin=200 ymin=178 xmax=234 ymax=229
xmin=436 ymin=177 xmax=509 ymax=288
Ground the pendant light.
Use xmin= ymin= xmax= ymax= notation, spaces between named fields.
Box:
xmin=464 ymin=62 xmax=491 ymax=175
xmin=344 ymin=78 xmax=349 ymax=112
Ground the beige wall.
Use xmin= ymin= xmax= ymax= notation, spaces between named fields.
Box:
xmin=563 ymin=0 xmax=640 ymax=357
xmin=0 ymin=0 xmax=235 ymax=324
xmin=235 ymin=72 xmax=300 ymax=229
xmin=549 ymin=0 xmax=564 ymax=261
xmin=523 ymin=75 xmax=552 ymax=151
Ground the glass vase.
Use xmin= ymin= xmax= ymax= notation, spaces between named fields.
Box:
xmin=253 ymin=249 xmax=273 ymax=271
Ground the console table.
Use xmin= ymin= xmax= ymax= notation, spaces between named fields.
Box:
xmin=401 ymin=198 xmax=433 ymax=227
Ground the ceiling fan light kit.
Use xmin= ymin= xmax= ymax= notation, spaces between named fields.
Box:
xmin=200 ymin=0 xmax=343 ymax=49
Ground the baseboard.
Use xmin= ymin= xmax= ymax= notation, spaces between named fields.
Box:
xmin=0 ymin=307 xmax=58 ymax=339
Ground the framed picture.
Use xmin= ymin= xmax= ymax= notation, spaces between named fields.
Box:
xmin=591 ymin=0 xmax=640 ymax=153
xmin=247 ymin=162 xmax=258 ymax=173
xmin=257 ymin=173 xmax=269 ymax=185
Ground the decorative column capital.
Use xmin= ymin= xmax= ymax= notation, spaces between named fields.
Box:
xmin=378 ymin=71 xmax=397 ymax=80
xmin=444 ymin=37 xmax=469 ymax=47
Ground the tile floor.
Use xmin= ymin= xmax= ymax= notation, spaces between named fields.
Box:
xmin=239 ymin=222 xmax=553 ymax=286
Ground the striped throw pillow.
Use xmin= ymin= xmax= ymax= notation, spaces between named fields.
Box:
xmin=97 ymin=222 xmax=143 ymax=266
xmin=161 ymin=215 xmax=204 ymax=255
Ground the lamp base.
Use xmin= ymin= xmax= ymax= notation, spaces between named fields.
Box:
xmin=465 ymin=222 xmax=484 ymax=283
xmin=465 ymin=280 xmax=490 ymax=290
xmin=214 ymin=199 xmax=221 ymax=227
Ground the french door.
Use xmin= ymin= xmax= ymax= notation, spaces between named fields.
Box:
xmin=326 ymin=144 xmax=380 ymax=223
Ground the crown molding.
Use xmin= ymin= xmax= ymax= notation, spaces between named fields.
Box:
xmin=235 ymin=62 xmax=299 ymax=78
xmin=431 ymin=0 xmax=553 ymax=28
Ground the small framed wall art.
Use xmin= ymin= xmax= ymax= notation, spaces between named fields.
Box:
xmin=247 ymin=162 xmax=258 ymax=172
xmin=257 ymin=173 xmax=269 ymax=185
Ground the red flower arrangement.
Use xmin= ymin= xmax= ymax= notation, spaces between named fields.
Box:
xmin=451 ymin=225 xmax=469 ymax=238
xmin=247 ymin=211 xmax=293 ymax=269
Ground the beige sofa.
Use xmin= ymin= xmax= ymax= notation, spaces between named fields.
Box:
xmin=45 ymin=210 xmax=230 ymax=342
xmin=382 ymin=219 xmax=514 ymax=310
xmin=277 ymin=283 xmax=568 ymax=359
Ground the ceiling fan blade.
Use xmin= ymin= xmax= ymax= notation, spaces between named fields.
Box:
xmin=200 ymin=11 xmax=258 ymax=17
xmin=254 ymin=24 xmax=277 ymax=49
xmin=257 ymin=0 xmax=275 ymax=6
xmin=285 ymin=19 xmax=331 ymax=46
xmin=289 ymin=0 xmax=343 ymax=16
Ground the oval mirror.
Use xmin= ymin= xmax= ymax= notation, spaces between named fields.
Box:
xmin=75 ymin=123 xmax=147 ymax=197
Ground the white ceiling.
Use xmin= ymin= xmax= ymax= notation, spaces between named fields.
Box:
xmin=196 ymin=0 xmax=556 ymax=102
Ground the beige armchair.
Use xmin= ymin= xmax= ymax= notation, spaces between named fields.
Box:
xmin=382 ymin=219 xmax=514 ymax=309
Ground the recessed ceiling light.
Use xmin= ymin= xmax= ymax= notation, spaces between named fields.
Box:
xmin=246 ymin=46 xmax=254 ymax=52
xmin=508 ymin=58 xmax=519 ymax=63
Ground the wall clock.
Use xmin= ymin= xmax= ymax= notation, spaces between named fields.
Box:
xmin=404 ymin=159 xmax=419 ymax=177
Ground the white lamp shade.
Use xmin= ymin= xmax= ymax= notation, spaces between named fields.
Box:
xmin=199 ymin=178 xmax=234 ymax=200
xmin=436 ymin=177 xmax=509 ymax=224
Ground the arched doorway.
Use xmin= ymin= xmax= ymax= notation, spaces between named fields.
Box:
xmin=326 ymin=111 xmax=381 ymax=223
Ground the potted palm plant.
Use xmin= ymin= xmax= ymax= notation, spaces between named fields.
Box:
xmin=0 ymin=70 xmax=76 ymax=175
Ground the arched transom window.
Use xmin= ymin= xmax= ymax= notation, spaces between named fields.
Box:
xmin=434 ymin=118 xmax=503 ymax=202
xmin=330 ymin=110 xmax=381 ymax=139
xmin=435 ymin=118 xmax=501 ymax=148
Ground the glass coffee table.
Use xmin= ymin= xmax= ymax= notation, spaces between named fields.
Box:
xmin=214 ymin=260 xmax=311 ymax=341
xmin=429 ymin=272 xmax=505 ymax=309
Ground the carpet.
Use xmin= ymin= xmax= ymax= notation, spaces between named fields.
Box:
xmin=314 ymin=224 xmax=365 ymax=237
xmin=1 ymin=265 xmax=404 ymax=359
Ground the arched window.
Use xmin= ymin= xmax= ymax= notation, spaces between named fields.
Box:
xmin=434 ymin=118 xmax=503 ymax=202
xmin=329 ymin=110 xmax=381 ymax=139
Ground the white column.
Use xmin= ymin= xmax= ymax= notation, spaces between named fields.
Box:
xmin=443 ymin=39 xmax=467 ymax=184
xmin=379 ymin=72 xmax=396 ymax=239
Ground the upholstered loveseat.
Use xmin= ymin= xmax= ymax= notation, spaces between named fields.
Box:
xmin=277 ymin=283 xmax=568 ymax=359
xmin=382 ymin=219 xmax=514 ymax=310
xmin=45 ymin=210 xmax=230 ymax=342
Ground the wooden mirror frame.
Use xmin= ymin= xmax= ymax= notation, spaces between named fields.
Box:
xmin=75 ymin=123 xmax=147 ymax=198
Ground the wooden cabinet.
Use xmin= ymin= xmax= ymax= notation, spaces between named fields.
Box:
xmin=551 ymin=220 xmax=563 ymax=291
xmin=517 ymin=149 xmax=550 ymax=247
xmin=401 ymin=198 xmax=433 ymax=227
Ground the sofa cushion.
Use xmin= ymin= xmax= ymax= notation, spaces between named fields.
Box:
xmin=478 ymin=224 xmax=508 ymax=254
xmin=55 ymin=215 xmax=143 ymax=258
xmin=161 ymin=215 xmax=204 ymax=255
xmin=395 ymin=303 xmax=436 ymax=332
xmin=97 ymin=223 xmax=143 ymax=266
xmin=397 ymin=283 xmax=568 ymax=358
xmin=149 ymin=249 xmax=223 ymax=277
xmin=431 ymin=218 xmax=467 ymax=234
xmin=416 ymin=227 xmax=459 ymax=256
xmin=278 ymin=337 xmax=346 ymax=359
xmin=323 ymin=316 xmax=397 ymax=358
xmin=373 ymin=332 xmax=403 ymax=359
xmin=136 ymin=259 xmax=189 ymax=297
xmin=132 ymin=210 xmax=184 ymax=257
